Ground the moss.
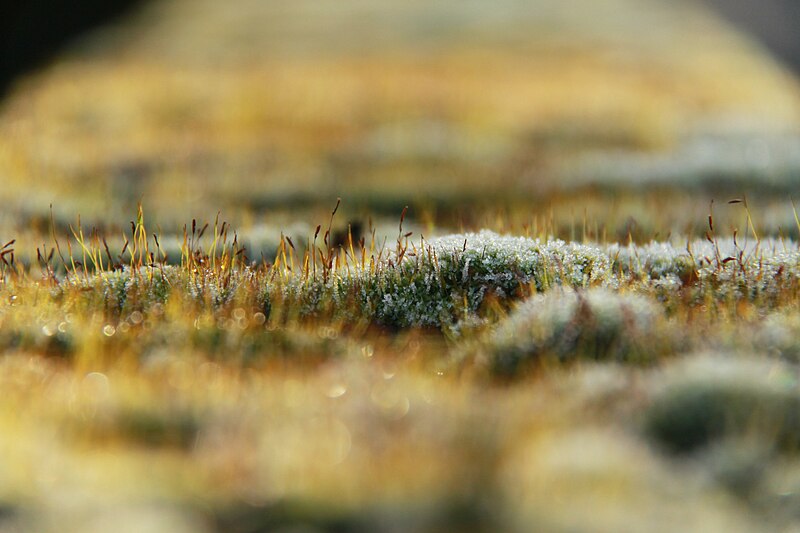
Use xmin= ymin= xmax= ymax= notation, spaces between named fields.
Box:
xmin=487 ymin=288 xmax=666 ymax=377
xmin=644 ymin=380 xmax=800 ymax=455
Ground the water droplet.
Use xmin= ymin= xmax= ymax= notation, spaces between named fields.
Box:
xmin=129 ymin=311 xmax=143 ymax=325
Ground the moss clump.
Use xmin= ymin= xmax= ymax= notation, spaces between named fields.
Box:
xmin=265 ymin=231 xmax=612 ymax=328
xmin=487 ymin=288 xmax=665 ymax=377
xmin=644 ymin=379 xmax=800 ymax=455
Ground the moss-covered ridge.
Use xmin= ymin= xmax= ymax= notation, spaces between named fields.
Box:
xmin=13 ymin=231 xmax=793 ymax=333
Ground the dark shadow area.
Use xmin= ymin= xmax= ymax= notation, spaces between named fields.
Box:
xmin=0 ymin=0 xmax=149 ymax=97
xmin=704 ymin=0 xmax=800 ymax=71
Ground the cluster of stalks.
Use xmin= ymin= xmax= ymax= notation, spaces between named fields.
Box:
xmin=11 ymin=200 xmax=416 ymax=290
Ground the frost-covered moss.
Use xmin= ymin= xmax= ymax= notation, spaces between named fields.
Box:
xmin=60 ymin=268 xmax=179 ymax=315
xmin=375 ymin=231 xmax=612 ymax=327
xmin=608 ymin=242 xmax=696 ymax=281
xmin=268 ymin=231 xmax=612 ymax=327
xmin=43 ymin=231 xmax=800 ymax=330
xmin=608 ymin=238 xmax=800 ymax=305
xmin=487 ymin=288 xmax=666 ymax=376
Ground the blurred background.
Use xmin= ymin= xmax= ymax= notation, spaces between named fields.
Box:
xmin=1 ymin=0 xmax=800 ymax=256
